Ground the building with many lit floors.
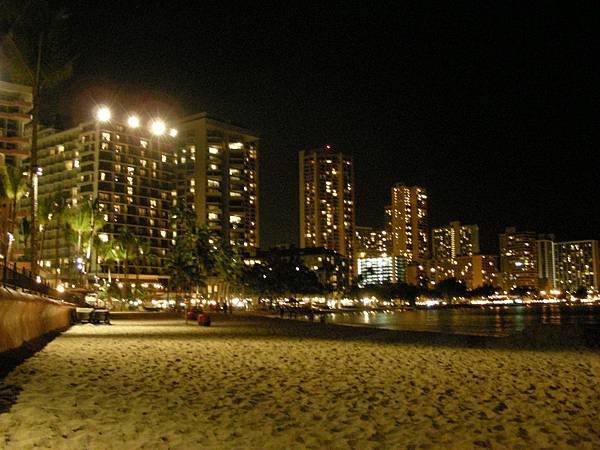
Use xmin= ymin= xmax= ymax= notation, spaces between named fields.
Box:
xmin=554 ymin=240 xmax=599 ymax=292
xmin=299 ymin=145 xmax=355 ymax=271
xmin=499 ymin=227 xmax=538 ymax=291
xmin=0 ymin=80 xmax=31 ymax=164
xmin=1 ymin=80 xmax=32 ymax=261
xmin=389 ymin=184 xmax=428 ymax=262
xmin=431 ymin=221 xmax=479 ymax=260
xmin=175 ymin=113 xmax=259 ymax=250
xmin=30 ymin=110 xmax=178 ymax=285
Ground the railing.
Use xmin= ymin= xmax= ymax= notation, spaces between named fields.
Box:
xmin=0 ymin=261 xmax=78 ymax=303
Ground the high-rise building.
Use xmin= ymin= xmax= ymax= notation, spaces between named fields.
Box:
xmin=0 ymin=80 xmax=31 ymax=164
xmin=32 ymin=117 xmax=178 ymax=284
xmin=389 ymin=184 xmax=428 ymax=261
xmin=536 ymin=234 xmax=555 ymax=290
xmin=176 ymin=113 xmax=259 ymax=249
xmin=431 ymin=221 xmax=479 ymax=260
xmin=499 ymin=227 xmax=537 ymax=290
xmin=554 ymin=240 xmax=599 ymax=291
xmin=355 ymin=226 xmax=389 ymax=258
xmin=299 ymin=145 xmax=355 ymax=262
xmin=1 ymin=80 xmax=32 ymax=259
xmin=454 ymin=255 xmax=499 ymax=290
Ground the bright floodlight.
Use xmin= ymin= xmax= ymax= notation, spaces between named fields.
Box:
xmin=150 ymin=119 xmax=166 ymax=136
xmin=169 ymin=128 xmax=178 ymax=137
xmin=127 ymin=115 xmax=140 ymax=128
xmin=95 ymin=106 xmax=111 ymax=122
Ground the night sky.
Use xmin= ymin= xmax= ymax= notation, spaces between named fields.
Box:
xmin=18 ymin=2 xmax=600 ymax=251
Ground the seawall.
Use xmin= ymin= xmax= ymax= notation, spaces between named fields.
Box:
xmin=0 ymin=287 xmax=74 ymax=354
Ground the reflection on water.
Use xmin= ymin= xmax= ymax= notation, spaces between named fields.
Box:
xmin=322 ymin=305 xmax=600 ymax=337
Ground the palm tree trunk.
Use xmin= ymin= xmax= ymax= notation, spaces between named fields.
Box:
xmin=55 ymin=216 xmax=61 ymax=285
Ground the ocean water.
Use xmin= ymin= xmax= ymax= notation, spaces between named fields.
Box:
xmin=319 ymin=305 xmax=600 ymax=337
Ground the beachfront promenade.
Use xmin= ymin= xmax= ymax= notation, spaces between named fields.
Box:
xmin=1 ymin=314 xmax=599 ymax=449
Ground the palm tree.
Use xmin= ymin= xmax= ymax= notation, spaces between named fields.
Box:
xmin=51 ymin=192 xmax=69 ymax=284
xmin=64 ymin=199 xmax=104 ymax=285
xmin=115 ymin=228 xmax=140 ymax=299
xmin=96 ymin=238 xmax=125 ymax=284
xmin=0 ymin=165 xmax=28 ymax=264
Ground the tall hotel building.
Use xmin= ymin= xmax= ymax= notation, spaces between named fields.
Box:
xmin=0 ymin=80 xmax=31 ymax=164
xmin=31 ymin=111 xmax=259 ymax=284
xmin=499 ymin=227 xmax=537 ymax=290
xmin=554 ymin=240 xmax=599 ymax=291
xmin=1 ymin=80 xmax=32 ymax=257
xmin=176 ymin=113 xmax=259 ymax=249
xmin=299 ymin=146 xmax=355 ymax=262
xmin=33 ymin=118 xmax=177 ymax=283
xmin=536 ymin=234 xmax=556 ymax=290
xmin=389 ymin=184 xmax=428 ymax=261
xmin=431 ymin=221 xmax=480 ymax=260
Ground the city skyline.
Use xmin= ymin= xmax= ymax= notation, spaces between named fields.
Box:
xmin=1 ymin=2 xmax=598 ymax=253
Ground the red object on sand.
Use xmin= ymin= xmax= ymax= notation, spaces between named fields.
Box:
xmin=197 ymin=314 xmax=211 ymax=326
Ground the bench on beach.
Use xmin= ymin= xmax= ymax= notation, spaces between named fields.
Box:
xmin=75 ymin=308 xmax=111 ymax=325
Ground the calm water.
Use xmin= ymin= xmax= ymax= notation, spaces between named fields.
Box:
xmin=319 ymin=305 xmax=600 ymax=337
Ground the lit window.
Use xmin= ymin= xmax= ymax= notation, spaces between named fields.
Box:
xmin=209 ymin=147 xmax=219 ymax=154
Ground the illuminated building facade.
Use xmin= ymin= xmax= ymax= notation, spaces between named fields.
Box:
xmin=176 ymin=113 xmax=259 ymax=249
xmin=32 ymin=118 xmax=177 ymax=283
xmin=355 ymin=226 xmax=389 ymax=258
xmin=0 ymin=81 xmax=32 ymax=259
xmin=299 ymin=146 xmax=355 ymax=265
xmin=389 ymin=184 xmax=428 ymax=262
xmin=357 ymin=256 xmax=408 ymax=287
xmin=432 ymin=221 xmax=479 ymax=259
xmin=0 ymin=80 xmax=31 ymax=163
xmin=536 ymin=235 xmax=556 ymax=290
xmin=499 ymin=227 xmax=537 ymax=290
xmin=554 ymin=240 xmax=599 ymax=291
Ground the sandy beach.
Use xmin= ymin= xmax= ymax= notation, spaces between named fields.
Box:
xmin=1 ymin=313 xmax=599 ymax=449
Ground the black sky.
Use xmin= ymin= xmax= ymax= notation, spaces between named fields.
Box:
xmin=44 ymin=2 xmax=600 ymax=251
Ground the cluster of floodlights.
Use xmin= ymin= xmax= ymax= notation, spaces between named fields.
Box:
xmin=94 ymin=106 xmax=178 ymax=137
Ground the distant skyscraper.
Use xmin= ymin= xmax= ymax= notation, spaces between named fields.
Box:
xmin=554 ymin=240 xmax=599 ymax=291
xmin=389 ymin=184 xmax=428 ymax=261
xmin=536 ymin=234 xmax=555 ymax=290
xmin=299 ymin=145 xmax=355 ymax=262
xmin=176 ymin=113 xmax=259 ymax=250
xmin=432 ymin=221 xmax=479 ymax=260
xmin=499 ymin=227 xmax=538 ymax=290
xmin=355 ymin=226 xmax=389 ymax=258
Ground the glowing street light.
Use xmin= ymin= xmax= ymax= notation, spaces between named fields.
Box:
xmin=150 ymin=119 xmax=166 ymax=136
xmin=95 ymin=105 xmax=112 ymax=122
xmin=127 ymin=115 xmax=140 ymax=128
xmin=169 ymin=128 xmax=178 ymax=137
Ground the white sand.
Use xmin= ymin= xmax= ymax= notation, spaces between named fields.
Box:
xmin=1 ymin=315 xmax=599 ymax=449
